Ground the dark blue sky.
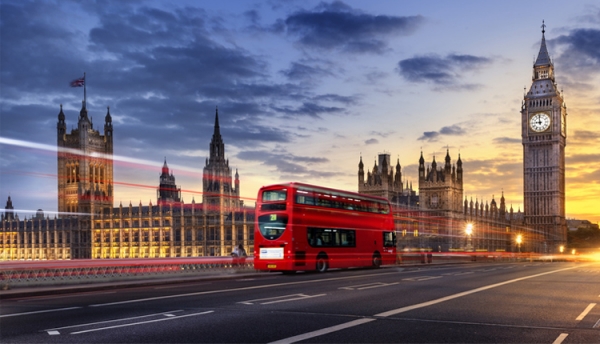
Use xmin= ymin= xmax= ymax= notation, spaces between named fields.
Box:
xmin=1 ymin=0 xmax=599 ymax=222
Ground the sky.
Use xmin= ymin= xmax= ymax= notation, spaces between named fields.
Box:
xmin=1 ymin=0 xmax=599 ymax=224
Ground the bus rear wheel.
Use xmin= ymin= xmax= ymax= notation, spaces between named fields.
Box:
xmin=372 ymin=252 xmax=382 ymax=268
xmin=316 ymin=255 xmax=329 ymax=272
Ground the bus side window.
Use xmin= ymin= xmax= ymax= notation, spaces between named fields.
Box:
xmin=383 ymin=231 xmax=395 ymax=247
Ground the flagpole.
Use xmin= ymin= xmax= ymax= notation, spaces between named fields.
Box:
xmin=84 ymin=72 xmax=87 ymax=108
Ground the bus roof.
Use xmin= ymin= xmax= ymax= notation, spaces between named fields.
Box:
xmin=259 ymin=182 xmax=390 ymax=204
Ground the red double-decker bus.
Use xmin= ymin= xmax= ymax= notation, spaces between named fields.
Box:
xmin=254 ymin=182 xmax=396 ymax=272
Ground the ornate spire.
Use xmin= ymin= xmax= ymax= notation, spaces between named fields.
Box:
xmin=534 ymin=20 xmax=552 ymax=67
xmin=209 ymin=107 xmax=225 ymax=163
xmin=214 ymin=106 xmax=221 ymax=137
xmin=162 ymin=157 xmax=169 ymax=174
xmin=58 ymin=104 xmax=65 ymax=122
xmin=105 ymin=106 xmax=112 ymax=123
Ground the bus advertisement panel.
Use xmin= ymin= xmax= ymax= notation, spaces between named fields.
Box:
xmin=254 ymin=182 xmax=396 ymax=272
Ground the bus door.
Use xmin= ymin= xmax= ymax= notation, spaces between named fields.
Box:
xmin=382 ymin=231 xmax=396 ymax=264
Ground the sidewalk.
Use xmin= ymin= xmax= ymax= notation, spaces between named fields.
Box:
xmin=0 ymin=269 xmax=264 ymax=300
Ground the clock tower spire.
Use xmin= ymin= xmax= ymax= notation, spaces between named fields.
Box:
xmin=521 ymin=22 xmax=567 ymax=253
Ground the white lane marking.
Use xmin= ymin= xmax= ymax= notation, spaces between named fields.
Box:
xmin=154 ymin=283 xmax=211 ymax=290
xmin=402 ymin=276 xmax=443 ymax=282
xmin=268 ymin=318 xmax=375 ymax=344
xmin=0 ymin=307 xmax=81 ymax=318
xmin=88 ymin=269 xmax=414 ymax=307
xmin=441 ymin=272 xmax=474 ymax=276
xmin=47 ymin=330 xmax=60 ymax=335
xmin=239 ymin=294 xmax=326 ymax=305
xmin=45 ymin=310 xmax=184 ymax=332
xmin=376 ymin=265 xmax=582 ymax=317
xmin=270 ymin=264 xmax=585 ymax=344
xmin=552 ymin=333 xmax=568 ymax=344
xmin=71 ymin=310 xmax=214 ymax=334
xmin=593 ymin=318 xmax=600 ymax=328
xmin=339 ymin=282 xmax=399 ymax=290
xmin=576 ymin=303 xmax=596 ymax=321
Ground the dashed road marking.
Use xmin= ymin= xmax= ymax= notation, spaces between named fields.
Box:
xmin=402 ymin=276 xmax=443 ymax=282
xmin=339 ymin=282 xmax=399 ymax=290
xmin=239 ymin=293 xmax=326 ymax=305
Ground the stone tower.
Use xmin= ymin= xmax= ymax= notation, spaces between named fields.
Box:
xmin=418 ymin=150 xmax=463 ymax=214
xmin=521 ymin=22 xmax=567 ymax=253
xmin=157 ymin=158 xmax=181 ymax=205
xmin=57 ymin=102 xmax=114 ymax=217
xmin=358 ymin=153 xmax=403 ymax=200
xmin=202 ymin=108 xmax=243 ymax=256
xmin=202 ymin=108 xmax=241 ymax=213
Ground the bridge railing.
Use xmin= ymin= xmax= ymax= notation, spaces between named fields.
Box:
xmin=0 ymin=257 xmax=254 ymax=289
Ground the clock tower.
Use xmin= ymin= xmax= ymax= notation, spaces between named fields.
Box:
xmin=521 ymin=22 xmax=567 ymax=253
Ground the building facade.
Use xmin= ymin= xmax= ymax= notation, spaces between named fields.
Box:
xmin=57 ymin=102 xmax=114 ymax=216
xmin=359 ymin=150 xmax=521 ymax=253
xmin=521 ymin=23 xmax=568 ymax=253
xmin=0 ymin=107 xmax=254 ymax=260
xmin=358 ymin=153 xmax=418 ymax=207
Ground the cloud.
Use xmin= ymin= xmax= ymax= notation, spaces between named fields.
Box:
xmin=397 ymin=54 xmax=493 ymax=89
xmin=418 ymin=125 xmax=466 ymax=142
xmin=282 ymin=1 xmax=424 ymax=54
xmin=553 ymin=28 xmax=600 ymax=77
xmin=270 ymin=102 xmax=345 ymax=119
xmin=236 ymin=149 xmax=339 ymax=179
xmin=365 ymin=138 xmax=379 ymax=145
xmin=280 ymin=61 xmax=336 ymax=82
xmin=369 ymin=131 xmax=395 ymax=138
xmin=493 ymin=137 xmax=521 ymax=145
xmin=566 ymin=153 xmax=600 ymax=165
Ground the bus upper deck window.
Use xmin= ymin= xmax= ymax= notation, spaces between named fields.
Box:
xmin=262 ymin=189 xmax=287 ymax=202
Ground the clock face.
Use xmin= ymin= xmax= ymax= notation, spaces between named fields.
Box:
xmin=530 ymin=113 xmax=551 ymax=132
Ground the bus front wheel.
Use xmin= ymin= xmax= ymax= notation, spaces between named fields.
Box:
xmin=372 ymin=252 xmax=382 ymax=268
xmin=316 ymin=255 xmax=329 ymax=272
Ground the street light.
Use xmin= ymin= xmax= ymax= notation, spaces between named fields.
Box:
xmin=465 ymin=223 xmax=473 ymax=252
xmin=516 ymin=234 xmax=522 ymax=253
xmin=559 ymin=245 xmax=564 ymax=254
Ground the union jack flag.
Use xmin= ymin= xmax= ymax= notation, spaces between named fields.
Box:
xmin=70 ymin=77 xmax=85 ymax=87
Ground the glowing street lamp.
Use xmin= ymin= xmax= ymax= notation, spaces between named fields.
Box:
xmin=559 ymin=245 xmax=564 ymax=254
xmin=516 ymin=234 xmax=522 ymax=253
xmin=465 ymin=223 xmax=473 ymax=251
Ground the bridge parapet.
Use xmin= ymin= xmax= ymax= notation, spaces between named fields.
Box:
xmin=0 ymin=257 xmax=254 ymax=289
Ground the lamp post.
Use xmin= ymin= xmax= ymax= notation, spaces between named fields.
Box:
xmin=465 ymin=223 xmax=473 ymax=252
xmin=559 ymin=245 xmax=564 ymax=254
xmin=516 ymin=234 xmax=522 ymax=254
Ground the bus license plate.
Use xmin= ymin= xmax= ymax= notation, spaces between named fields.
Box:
xmin=267 ymin=264 xmax=277 ymax=269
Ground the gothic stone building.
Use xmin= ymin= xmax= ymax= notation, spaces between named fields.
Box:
xmin=358 ymin=153 xmax=418 ymax=207
xmin=359 ymin=150 xmax=523 ymax=252
xmin=0 ymin=107 xmax=254 ymax=260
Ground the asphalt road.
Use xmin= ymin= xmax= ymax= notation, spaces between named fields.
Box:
xmin=1 ymin=262 xmax=599 ymax=343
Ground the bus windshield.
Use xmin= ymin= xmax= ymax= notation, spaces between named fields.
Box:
xmin=258 ymin=214 xmax=287 ymax=240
